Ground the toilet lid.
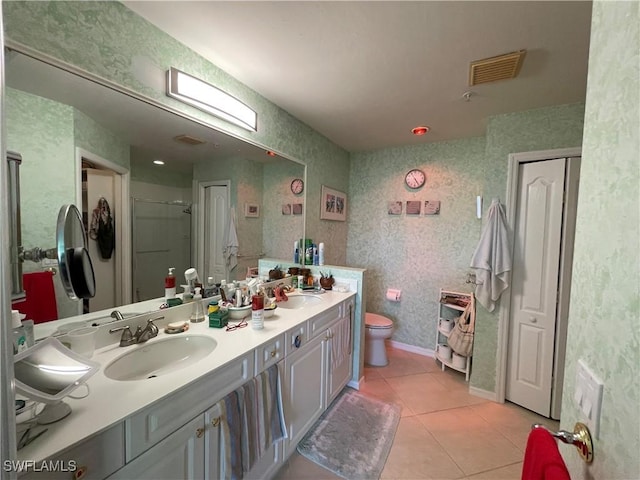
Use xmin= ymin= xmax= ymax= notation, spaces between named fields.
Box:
xmin=365 ymin=313 xmax=393 ymax=329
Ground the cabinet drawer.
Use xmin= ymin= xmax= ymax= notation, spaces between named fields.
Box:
xmin=255 ymin=334 xmax=285 ymax=373
xmin=20 ymin=424 xmax=124 ymax=480
xmin=125 ymin=351 xmax=253 ymax=461
xmin=285 ymin=324 xmax=308 ymax=357
xmin=308 ymin=305 xmax=340 ymax=340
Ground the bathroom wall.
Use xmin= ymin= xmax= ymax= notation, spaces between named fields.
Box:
xmin=560 ymin=1 xmax=639 ymax=477
xmin=73 ymin=109 xmax=130 ymax=169
xmin=3 ymin=0 xmax=351 ymax=266
xmin=348 ymin=102 xmax=585 ymax=392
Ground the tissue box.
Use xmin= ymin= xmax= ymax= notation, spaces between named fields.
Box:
xmin=209 ymin=309 xmax=229 ymax=328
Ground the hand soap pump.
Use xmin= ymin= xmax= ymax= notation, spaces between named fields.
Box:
xmin=190 ymin=288 xmax=206 ymax=323
xmin=165 ymin=267 xmax=176 ymax=299
xmin=12 ymin=310 xmax=27 ymax=354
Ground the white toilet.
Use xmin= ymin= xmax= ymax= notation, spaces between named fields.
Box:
xmin=365 ymin=313 xmax=394 ymax=366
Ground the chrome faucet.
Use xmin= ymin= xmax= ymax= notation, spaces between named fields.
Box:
xmin=110 ymin=310 xmax=125 ymax=322
xmin=109 ymin=317 xmax=162 ymax=347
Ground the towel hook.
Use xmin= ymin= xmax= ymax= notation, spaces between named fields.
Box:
xmin=532 ymin=423 xmax=593 ymax=464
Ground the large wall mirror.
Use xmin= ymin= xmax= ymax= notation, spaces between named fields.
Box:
xmin=5 ymin=48 xmax=305 ymax=321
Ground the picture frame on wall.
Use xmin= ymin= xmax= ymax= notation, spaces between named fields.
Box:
xmin=424 ymin=200 xmax=441 ymax=215
xmin=282 ymin=203 xmax=292 ymax=215
xmin=244 ymin=203 xmax=260 ymax=218
xmin=320 ymin=185 xmax=347 ymax=221
xmin=292 ymin=203 xmax=303 ymax=215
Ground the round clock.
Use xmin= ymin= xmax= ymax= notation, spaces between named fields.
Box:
xmin=405 ymin=169 xmax=426 ymax=189
xmin=290 ymin=178 xmax=304 ymax=195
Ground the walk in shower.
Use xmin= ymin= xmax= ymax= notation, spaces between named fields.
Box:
xmin=132 ymin=199 xmax=192 ymax=302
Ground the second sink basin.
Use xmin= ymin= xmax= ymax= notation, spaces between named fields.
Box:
xmin=104 ymin=335 xmax=217 ymax=381
xmin=278 ymin=294 xmax=324 ymax=310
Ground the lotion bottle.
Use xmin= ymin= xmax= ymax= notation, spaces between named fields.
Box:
xmin=190 ymin=288 xmax=206 ymax=323
xmin=318 ymin=242 xmax=325 ymax=266
xmin=165 ymin=267 xmax=176 ymax=299
xmin=251 ymin=292 xmax=264 ymax=330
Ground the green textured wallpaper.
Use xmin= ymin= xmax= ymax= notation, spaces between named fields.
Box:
xmin=73 ymin=109 xmax=130 ymax=169
xmin=560 ymin=2 xmax=639 ymax=478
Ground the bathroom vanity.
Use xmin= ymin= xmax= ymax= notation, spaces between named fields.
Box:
xmin=17 ymin=290 xmax=356 ymax=479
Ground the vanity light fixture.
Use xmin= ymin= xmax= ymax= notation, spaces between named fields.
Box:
xmin=167 ymin=67 xmax=257 ymax=132
xmin=412 ymin=126 xmax=430 ymax=136
xmin=153 ymin=160 xmax=165 ymax=165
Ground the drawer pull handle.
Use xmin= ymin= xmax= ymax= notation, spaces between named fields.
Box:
xmin=74 ymin=466 xmax=88 ymax=480
xmin=270 ymin=350 xmax=277 ymax=357
xmin=196 ymin=427 xmax=205 ymax=438
xmin=211 ymin=417 xmax=221 ymax=427
xmin=294 ymin=335 xmax=302 ymax=348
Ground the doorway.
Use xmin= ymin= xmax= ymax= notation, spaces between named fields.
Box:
xmin=75 ymin=148 xmax=130 ymax=313
xmin=497 ymin=147 xmax=581 ymax=419
xmin=196 ymin=180 xmax=230 ymax=284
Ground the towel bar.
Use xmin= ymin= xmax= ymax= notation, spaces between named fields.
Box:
xmin=532 ymin=422 xmax=593 ymax=464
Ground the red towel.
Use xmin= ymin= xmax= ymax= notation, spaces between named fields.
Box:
xmin=12 ymin=271 xmax=58 ymax=324
xmin=522 ymin=427 xmax=571 ymax=480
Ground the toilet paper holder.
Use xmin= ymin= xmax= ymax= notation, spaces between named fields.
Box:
xmin=386 ymin=288 xmax=401 ymax=302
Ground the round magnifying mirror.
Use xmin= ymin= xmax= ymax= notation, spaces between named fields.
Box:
xmin=56 ymin=204 xmax=96 ymax=300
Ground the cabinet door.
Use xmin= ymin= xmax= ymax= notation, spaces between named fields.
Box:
xmin=204 ymin=403 xmax=223 ymax=480
xmin=282 ymin=334 xmax=326 ymax=457
xmin=327 ymin=315 xmax=353 ymax=404
xmin=109 ymin=416 xmax=205 ymax=480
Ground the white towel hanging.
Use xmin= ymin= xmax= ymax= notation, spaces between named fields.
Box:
xmin=470 ymin=199 xmax=512 ymax=312
xmin=223 ymin=207 xmax=239 ymax=271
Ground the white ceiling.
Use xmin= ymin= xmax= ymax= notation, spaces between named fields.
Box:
xmin=123 ymin=1 xmax=593 ymax=152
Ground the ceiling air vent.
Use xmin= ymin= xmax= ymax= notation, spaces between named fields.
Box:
xmin=469 ymin=50 xmax=526 ymax=86
xmin=174 ymin=134 xmax=205 ymax=146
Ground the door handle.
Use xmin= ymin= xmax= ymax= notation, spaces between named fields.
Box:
xmin=529 ymin=316 xmax=537 ymax=323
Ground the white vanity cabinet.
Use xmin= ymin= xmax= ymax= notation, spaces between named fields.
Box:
xmin=19 ymin=424 xmax=125 ymax=480
xmin=282 ymin=298 xmax=354 ymax=458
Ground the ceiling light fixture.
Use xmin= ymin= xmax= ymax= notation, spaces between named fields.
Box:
xmin=153 ymin=160 xmax=165 ymax=165
xmin=166 ymin=67 xmax=257 ymax=132
xmin=266 ymin=150 xmax=276 ymax=157
xmin=411 ymin=126 xmax=430 ymax=136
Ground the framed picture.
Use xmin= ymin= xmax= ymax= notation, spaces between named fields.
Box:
xmin=244 ymin=203 xmax=260 ymax=218
xmin=282 ymin=203 xmax=292 ymax=215
xmin=320 ymin=185 xmax=347 ymax=221
xmin=424 ymin=200 xmax=441 ymax=215
xmin=388 ymin=201 xmax=403 ymax=215
xmin=292 ymin=203 xmax=303 ymax=215
xmin=406 ymin=200 xmax=421 ymax=215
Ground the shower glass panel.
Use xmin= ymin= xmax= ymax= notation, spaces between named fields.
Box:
xmin=132 ymin=199 xmax=192 ymax=302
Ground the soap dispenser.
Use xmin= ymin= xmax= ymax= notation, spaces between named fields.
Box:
xmin=12 ymin=310 xmax=27 ymax=354
xmin=190 ymin=288 xmax=206 ymax=323
xmin=165 ymin=267 xmax=176 ymax=299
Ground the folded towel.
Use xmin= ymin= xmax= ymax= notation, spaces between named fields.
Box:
xmin=470 ymin=199 xmax=511 ymax=312
xmin=522 ymin=427 xmax=571 ymax=480
xmin=220 ymin=364 xmax=286 ymax=480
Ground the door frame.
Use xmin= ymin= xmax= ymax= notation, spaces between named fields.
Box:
xmin=496 ymin=147 xmax=581 ymax=413
xmin=195 ymin=179 xmax=230 ymax=283
xmin=75 ymin=148 xmax=131 ymax=307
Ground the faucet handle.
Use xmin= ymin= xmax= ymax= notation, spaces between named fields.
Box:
xmin=109 ymin=326 xmax=134 ymax=346
xmin=146 ymin=318 xmax=159 ymax=335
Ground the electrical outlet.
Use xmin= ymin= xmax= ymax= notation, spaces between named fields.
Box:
xmin=576 ymin=359 xmax=604 ymax=438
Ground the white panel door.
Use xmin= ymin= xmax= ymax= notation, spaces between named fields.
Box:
xmin=204 ymin=185 xmax=228 ymax=283
xmin=506 ymin=158 xmax=566 ymax=416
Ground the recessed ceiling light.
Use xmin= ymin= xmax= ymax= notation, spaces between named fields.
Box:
xmin=153 ymin=160 xmax=165 ymax=165
xmin=412 ymin=126 xmax=430 ymax=136
xmin=266 ymin=150 xmax=276 ymax=157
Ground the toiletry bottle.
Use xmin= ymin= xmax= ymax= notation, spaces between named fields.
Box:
xmin=220 ymin=280 xmax=228 ymax=302
xmin=318 ymin=242 xmax=325 ymax=266
xmin=165 ymin=267 xmax=176 ymax=299
xmin=293 ymin=240 xmax=299 ymax=263
xmin=11 ymin=310 xmax=27 ymax=354
xmin=190 ymin=288 xmax=206 ymax=323
xmin=313 ymin=245 xmax=319 ymax=265
xmin=203 ymin=276 xmax=217 ymax=298
xmin=181 ymin=285 xmax=193 ymax=303
xmin=251 ymin=292 xmax=264 ymax=330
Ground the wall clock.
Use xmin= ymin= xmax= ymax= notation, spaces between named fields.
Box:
xmin=290 ymin=178 xmax=304 ymax=195
xmin=405 ymin=169 xmax=426 ymax=189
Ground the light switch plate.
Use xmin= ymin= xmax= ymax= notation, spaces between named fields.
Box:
xmin=576 ymin=359 xmax=603 ymax=438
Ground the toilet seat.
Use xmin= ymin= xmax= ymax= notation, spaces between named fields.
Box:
xmin=365 ymin=313 xmax=393 ymax=329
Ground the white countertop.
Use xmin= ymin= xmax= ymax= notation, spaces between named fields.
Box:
xmin=18 ymin=289 xmax=355 ymax=463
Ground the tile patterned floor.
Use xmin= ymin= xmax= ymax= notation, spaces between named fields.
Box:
xmin=274 ymin=346 xmax=559 ymax=480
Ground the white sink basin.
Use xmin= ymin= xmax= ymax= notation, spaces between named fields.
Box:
xmin=104 ymin=335 xmax=217 ymax=381
xmin=277 ymin=295 xmax=324 ymax=310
